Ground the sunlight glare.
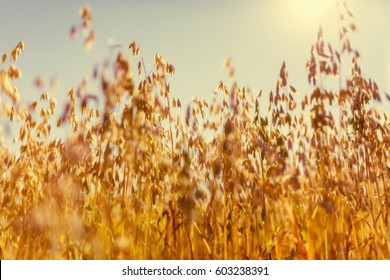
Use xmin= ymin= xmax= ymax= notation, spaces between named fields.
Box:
xmin=290 ymin=0 xmax=335 ymax=25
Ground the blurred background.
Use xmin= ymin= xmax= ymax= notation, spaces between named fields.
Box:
xmin=1 ymin=0 xmax=389 ymax=143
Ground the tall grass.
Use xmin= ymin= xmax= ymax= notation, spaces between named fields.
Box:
xmin=0 ymin=2 xmax=389 ymax=259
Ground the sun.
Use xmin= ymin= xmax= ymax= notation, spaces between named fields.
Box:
xmin=289 ymin=0 xmax=336 ymax=25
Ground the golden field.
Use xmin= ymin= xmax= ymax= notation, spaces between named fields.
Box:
xmin=0 ymin=3 xmax=389 ymax=260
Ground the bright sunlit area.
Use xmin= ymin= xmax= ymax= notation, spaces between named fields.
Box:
xmin=289 ymin=0 xmax=336 ymax=25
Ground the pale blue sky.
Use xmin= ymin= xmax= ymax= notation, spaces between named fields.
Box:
xmin=1 ymin=0 xmax=390 ymax=135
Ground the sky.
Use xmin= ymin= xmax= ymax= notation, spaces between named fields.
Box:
xmin=1 ymin=0 xmax=390 ymax=144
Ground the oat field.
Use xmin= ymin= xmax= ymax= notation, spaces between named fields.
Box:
xmin=0 ymin=3 xmax=389 ymax=260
